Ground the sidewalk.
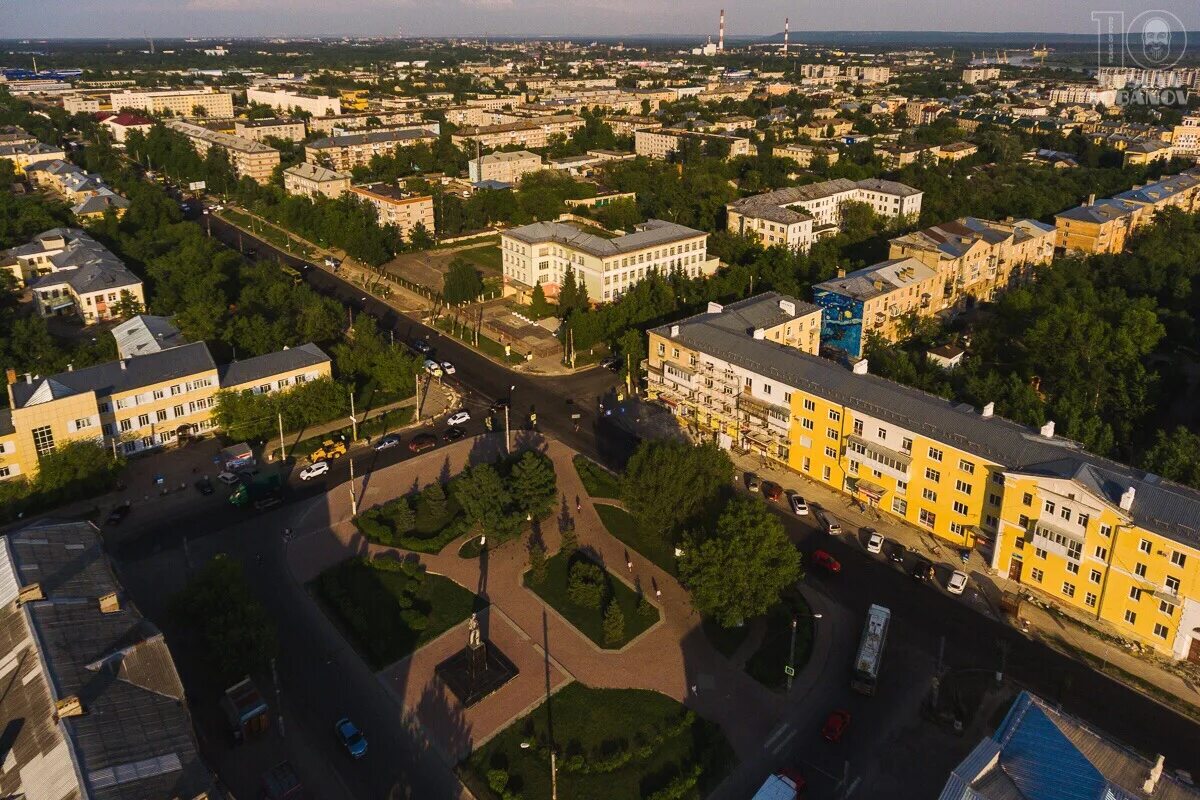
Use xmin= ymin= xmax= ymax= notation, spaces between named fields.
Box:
xmin=724 ymin=447 xmax=1200 ymax=722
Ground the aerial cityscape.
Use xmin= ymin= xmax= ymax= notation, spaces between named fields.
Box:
xmin=2 ymin=3 xmax=1200 ymax=799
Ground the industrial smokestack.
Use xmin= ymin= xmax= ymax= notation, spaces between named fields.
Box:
xmin=719 ymin=9 xmax=725 ymax=51
xmin=784 ymin=18 xmax=789 ymax=53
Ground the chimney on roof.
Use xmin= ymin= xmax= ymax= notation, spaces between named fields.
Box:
xmin=4 ymin=367 xmax=14 ymax=385
xmin=119 ymin=360 xmax=126 ymax=371
xmin=752 ymin=327 xmax=766 ymax=340
xmin=98 ymin=592 xmax=121 ymax=614
xmin=837 ymin=267 xmax=846 ymax=278
xmin=778 ymin=299 xmax=796 ymax=316
xmin=707 ymin=301 xmax=723 ymax=313
xmin=669 ymin=324 xmax=680 ymax=337
xmin=1120 ymin=485 xmax=1136 ymax=511
xmin=852 ymin=358 xmax=869 ymax=375
xmin=1039 ymin=420 xmax=1055 ymax=438
xmin=1086 ymin=193 xmax=1095 ymax=206
xmin=24 ymin=373 xmax=31 ymax=384
xmin=981 ymin=401 xmax=995 ymax=419
xmin=54 ymin=696 xmax=85 ymax=719
xmin=1145 ymin=755 xmax=1165 ymax=794
xmin=17 ymin=583 xmax=44 ymax=604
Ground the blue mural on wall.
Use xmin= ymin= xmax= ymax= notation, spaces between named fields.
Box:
xmin=815 ymin=289 xmax=865 ymax=358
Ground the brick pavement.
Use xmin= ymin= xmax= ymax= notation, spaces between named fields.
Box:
xmin=286 ymin=434 xmax=836 ymax=768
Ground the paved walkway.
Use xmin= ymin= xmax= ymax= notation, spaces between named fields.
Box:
xmin=286 ymin=434 xmax=836 ymax=770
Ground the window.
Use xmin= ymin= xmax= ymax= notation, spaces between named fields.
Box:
xmin=1030 ymin=567 xmax=1044 ymax=582
xmin=1135 ymin=562 xmax=1147 ymax=578
xmin=1124 ymin=609 xmax=1137 ymax=625
xmin=922 ymin=488 xmax=937 ymax=502
xmin=1138 ymin=539 xmax=1152 ymax=554
xmin=828 ymin=410 xmax=841 ymax=422
xmin=1044 ymin=500 xmax=1055 ymax=514
xmin=153 ymin=388 xmax=164 ymax=400
xmin=1165 ymin=575 xmax=1180 ymax=594
xmin=896 ymin=480 xmax=908 ymax=496
xmin=98 ymin=402 xmax=110 ymax=413
xmin=928 ymin=446 xmax=943 ymax=462
xmin=1077 ymin=513 xmax=1089 ymax=529
xmin=1129 ymin=586 xmax=1141 ymax=601
xmin=848 ymin=460 xmax=859 ymax=475
xmin=784 ymin=392 xmax=792 ymax=403
xmin=137 ymin=414 xmax=150 ymax=428
xmin=1035 ymin=547 xmax=1048 ymax=559
xmin=1094 ymin=546 xmax=1108 ymax=561
xmin=1171 ymin=551 xmax=1187 ymax=568
xmin=173 ymin=404 xmax=184 ymax=417
xmin=892 ymin=497 xmax=908 ymax=515
xmin=1066 ymin=561 xmax=1080 ymax=575
xmin=170 ymin=384 xmax=182 ymax=395
xmin=1100 ymin=524 xmax=1112 ymax=538
xmin=802 ymin=418 xmax=814 ymax=431
xmin=1022 ymin=492 xmax=1033 ymax=506
xmin=955 ymin=479 xmax=972 ymax=495
xmin=950 ymin=522 xmax=967 ymax=536
xmin=1062 ymin=582 xmax=1076 ymax=598
xmin=1160 ymin=599 xmax=1176 ymax=615
xmin=877 ymin=428 xmax=887 ymax=440
xmin=803 ymin=398 xmax=816 ymax=412
xmin=992 ymin=472 xmax=1004 ymax=486
xmin=902 ymin=437 xmax=913 ymax=452
xmin=1085 ymin=592 xmax=1097 ymax=608
xmin=953 ymin=501 xmax=969 ymax=515
xmin=958 ymin=459 xmax=975 ymax=474
xmin=73 ymin=417 xmax=92 ymax=429
xmin=919 ymin=509 xmax=936 ymax=529
xmin=988 ymin=493 xmax=1002 ymax=506
xmin=258 ymin=383 xmax=271 ymax=394
xmin=852 ymin=419 xmax=863 ymax=436
xmin=1059 ymin=506 xmax=1072 ymax=522
xmin=156 ymin=409 xmax=167 ymax=422
xmin=1019 ymin=514 xmax=1030 ymax=528
xmin=826 ymin=427 xmax=839 ymax=441
xmin=985 ymin=514 xmax=998 ymax=528
xmin=1153 ymin=623 xmax=1169 ymax=640
xmin=823 ymin=446 xmax=837 ymax=460
xmin=822 ymin=466 xmax=831 ymax=481
xmin=119 ymin=419 xmax=132 ymax=432
xmin=925 ymin=468 xmax=941 ymax=482
xmin=31 ymin=426 xmax=54 ymax=457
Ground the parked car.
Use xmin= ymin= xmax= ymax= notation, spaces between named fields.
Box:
xmin=762 ymin=482 xmax=783 ymax=502
xmin=334 ymin=717 xmax=368 ymax=759
xmin=746 ymin=473 xmax=761 ymax=492
xmin=440 ymin=361 xmax=456 ymax=375
xmin=818 ymin=511 xmax=842 ymax=535
xmin=811 ymin=549 xmax=842 ymax=574
xmin=947 ymin=570 xmax=969 ymax=595
xmin=411 ymin=338 xmax=432 ymax=354
xmin=373 ymin=435 xmax=401 ymax=451
xmin=911 ymin=558 xmax=935 ymax=582
xmin=299 ymin=462 xmax=330 ymax=481
xmin=105 ymin=505 xmax=131 ymax=526
xmin=866 ymin=530 xmax=885 ymax=554
xmin=447 ymin=410 xmax=471 ymax=426
xmin=789 ymin=494 xmax=809 ymax=515
xmin=217 ymin=470 xmax=240 ymax=485
xmin=490 ymin=398 xmax=510 ymax=413
xmin=409 ymin=433 xmax=437 ymax=452
xmin=599 ymin=355 xmax=620 ymax=371
xmin=443 ymin=426 xmax=466 ymax=442
xmin=194 ymin=477 xmax=214 ymax=495
xmin=423 ymin=359 xmax=443 ymax=377
xmin=822 ymin=710 xmax=851 ymax=743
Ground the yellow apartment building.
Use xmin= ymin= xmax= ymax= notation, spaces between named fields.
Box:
xmin=450 ymin=116 xmax=584 ymax=150
xmin=633 ymin=128 xmax=753 ymax=161
xmin=1055 ymin=168 xmax=1200 ymax=254
xmin=110 ymin=88 xmax=234 ymax=118
xmin=233 ymin=118 xmax=308 ymax=144
xmin=282 ymin=162 xmax=352 ymax=199
xmin=164 ymin=120 xmax=281 ymax=183
xmin=0 ymin=141 xmax=68 ymax=174
xmin=772 ymin=142 xmax=841 ymax=168
xmin=0 ymin=335 xmax=330 ymax=482
xmin=645 ymin=295 xmax=1200 ymax=660
xmin=305 ymin=129 xmax=438 ymax=172
xmin=347 ymin=183 xmax=436 ymax=240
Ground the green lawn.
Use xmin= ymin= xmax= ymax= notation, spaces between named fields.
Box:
xmin=313 ymin=557 xmax=480 ymax=669
xmin=462 ymin=683 xmax=735 ymax=800
xmin=594 ymin=504 xmax=677 ymax=577
xmin=354 ymin=484 xmax=469 ymax=554
xmin=434 ymin=317 xmax=525 ymax=364
xmin=459 ymin=244 xmax=502 ymax=271
xmin=572 ymin=455 xmax=621 ymax=499
xmin=525 ymin=550 xmax=658 ymax=649
xmin=744 ymin=591 xmax=815 ymax=690
xmin=703 ymin=618 xmax=753 ymax=659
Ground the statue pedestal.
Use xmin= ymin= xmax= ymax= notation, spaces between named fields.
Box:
xmin=467 ymin=640 xmax=487 ymax=681
xmin=436 ymin=639 xmax=519 ymax=709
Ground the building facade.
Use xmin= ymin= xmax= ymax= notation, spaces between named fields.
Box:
xmin=110 ymin=88 xmax=234 ymax=117
xmin=233 ymin=117 xmax=308 ymax=143
xmin=246 ymin=87 xmax=341 ymax=117
xmin=1055 ymin=168 xmax=1200 ymax=254
xmin=772 ymin=142 xmax=840 ymax=168
xmin=2 ymin=229 xmax=143 ymax=323
xmin=645 ymin=296 xmax=1200 ymax=660
xmin=282 ymin=162 xmax=352 ymax=199
xmin=165 ymin=120 xmax=280 ymax=183
xmin=348 ymin=183 xmax=436 ymax=239
xmin=305 ymin=129 xmax=438 ymax=172
xmin=633 ymin=128 xmax=753 ymax=160
xmin=450 ymin=115 xmax=584 ymax=150
xmin=468 ymin=150 xmax=544 ymax=184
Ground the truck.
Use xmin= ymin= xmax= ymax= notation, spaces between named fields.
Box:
xmin=753 ymin=770 xmax=806 ymax=799
xmin=309 ymin=438 xmax=347 ymax=463
xmin=229 ymin=473 xmax=283 ymax=509
xmin=221 ymin=677 xmax=270 ymax=743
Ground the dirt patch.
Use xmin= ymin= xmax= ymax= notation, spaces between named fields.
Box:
xmin=383 ymin=243 xmax=502 ymax=292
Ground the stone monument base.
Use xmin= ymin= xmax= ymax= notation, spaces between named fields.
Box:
xmin=435 ymin=643 xmax=519 ymax=708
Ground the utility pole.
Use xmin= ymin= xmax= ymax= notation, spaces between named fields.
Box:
xmin=277 ymin=412 xmax=286 ymax=460
xmin=625 ymin=351 xmax=632 ymax=396
xmin=349 ymin=390 xmax=358 ymax=441
xmin=348 ymin=458 xmax=358 ymax=516
xmin=551 ymin=750 xmax=558 ymax=800
xmin=504 ymin=405 xmax=510 ymax=454
xmin=787 ymin=617 xmax=798 ymax=690
xmin=414 ymin=372 xmax=422 ymax=423
xmin=271 ymin=657 xmax=285 ymax=738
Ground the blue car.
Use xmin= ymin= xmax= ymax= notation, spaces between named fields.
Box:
xmin=334 ymin=717 xmax=367 ymax=759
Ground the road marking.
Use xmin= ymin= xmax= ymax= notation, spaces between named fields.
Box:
xmin=771 ymin=728 xmax=797 ymax=755
xmin=763 ymin=722 xmax=792 ymax=750
xmin=845 ymin=776 xmax=862 ymax=797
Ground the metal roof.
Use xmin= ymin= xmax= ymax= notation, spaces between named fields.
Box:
xmin=217 ymin=342 xmax=330 ymax=389
xmin=504 ymin=219 xmax=705 ymax=258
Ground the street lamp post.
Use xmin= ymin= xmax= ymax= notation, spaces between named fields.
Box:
xmin=787 ymin=612 xmax=823 ymax=690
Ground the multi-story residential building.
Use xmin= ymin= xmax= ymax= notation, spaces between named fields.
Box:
xmin=796 ymin=118 xmax=854 ymax=139
xmin=1 ymin=229 xmax=144 ymax=323
xmin=726 ymin=178 xmax=923 ymax=252
xmin=1096 ymin=66 xmax=1200 ymax=90
xmin=233 ymin=117 xmax=307 ymax=143
xmin=246 ymin=87 xmax=341 ymax=117
xmin=0 ymin=125 xmax=36 ymax=147
xmin=1122 ymin=140 xmax=1174 ymax=166
xmin=0 ymin=140 xmax=67 ymax=174
xmin=875 ymin=142 xmax=939 ymax=168
xmin=0 ymin=519 xmax=219 ymax=800
xmin=501 ymin=219 xmax=719 ymax=304
xmin=308 ymin=110 xmax=425 ymax=135
xmin=0 ymin=337 xmax=331 ymax=480
xmin=62 ymin=93 xmax=107 ymax=113
xmin=645 ymin=296 xmax=1200 ymax=660
xmin=468 ymin=149 xmax=544 ymax=184
xmin=450 ymin=115 xmax=585 ymax=150
xmin=465 ymin=94 xmax=526 ymax=111
xmin=1055 ymin=169 xmax=1200 ymax=254
xmin=305 ymin=128 xmax=438 ymax=172
xmin=935 ymin=141 xmax=979 ymax=161
xmin=633 ymin=128 xmax=752 ymax=160
xmin=282 ymin=162 xmax=352 ymax=199
xmin=24 ymin=159 xmax=131 ymax=220
xmin=1171 ymin=114 xmax=1200 ymax=156
xmin=813 ymin=258 xmax=941 ymax=357
xmin=1048 ymin=85 xmax=1119 ymax=106
xmin=961 ymin=67 xmax=1001 ymax=84
xmin=772 ymin=142 xmax=840 ymax=167
xmin=348 ymin=183 xmax=435 ymax=240
xmin=110 ymin=87 xmax=234 ymax=117
xmin=164 ymin=120 xmax=280 ymax=183
xmin=605 ymin=115 xmax=662 ymax=137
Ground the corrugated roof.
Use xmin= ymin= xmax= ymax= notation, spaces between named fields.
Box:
xmin=217 ymin=342 xmax=330 ymax=389
xmin=504 ymin=219 xmax=705 ymax=258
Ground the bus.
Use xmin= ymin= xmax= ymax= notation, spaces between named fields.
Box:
xmin=851 ymin=604 xmax=891 ymax=695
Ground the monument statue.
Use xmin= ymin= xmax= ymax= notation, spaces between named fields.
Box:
xmin=467 ymin=612 xmax=482 ymax=648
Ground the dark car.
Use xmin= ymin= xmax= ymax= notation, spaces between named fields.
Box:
xmin=194 ymin=477 xmax=214 ymax=495
xmin=811 ymin=549 xmax=842 ymax=574
xmin=408 ymin=433 xmax=437 ymax=453
xmin=762 ymin=482 xmax=783 ymax=502
xmin=411 ymin=338 xmax=433 ymax=355
xmin=443 ymin=426 xmax=466 ymax=442
xmin=490 ymin=398 xmax=510 ymax=414
xmin=911 ymin=558 xmax=935 ymax=582
xmin=822 ymin=710 xmax=851 ymax=742
xmin=105 ymin=505 xmax=131 ymax=525
xmin=334 ymin=717 xmax=368 ymax=759
xmin=599 ymin=355 xmax=620 ymax=371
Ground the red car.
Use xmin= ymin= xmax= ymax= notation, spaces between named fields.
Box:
xmin=762 ymin=482 xmax=783 ymax=502
xmin=408 ymin=433 xmax=437 ymax=453
xmin=811 ymin=549 xmax=842 ymax=574
xmin=822 ymin=709 xmax=851 ymax=742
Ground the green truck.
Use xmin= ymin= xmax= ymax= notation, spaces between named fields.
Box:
xmin=229 ymin=473 xmax=283 ymax=509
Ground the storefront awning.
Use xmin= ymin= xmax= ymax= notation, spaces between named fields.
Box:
xmin=855 ymin=480 xmax=887 ymax=500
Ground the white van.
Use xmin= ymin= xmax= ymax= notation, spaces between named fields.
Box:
xmin=818 ymin=511 xmax=842 ymax=535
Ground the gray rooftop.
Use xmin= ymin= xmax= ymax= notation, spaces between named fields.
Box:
xmin=727 ymin=178 xmax=922 ymax=225
xmin=504 ymin=219 xmax=706 ymax=258
xmin=693 ymin=292 xmax=821 ymax=335
xmin=217 ymin=342 xmax=330 ymax=389
xmin=813 ymin=257 xmax=937 ymax=301
xmin=890 ymin=217 xmax=1053 ymax=261
xmin=21 ymin=228 xmax=142 ymax=296
xmin=10 ymin=342 xmax=217 ymax=409
xmin=307 ymin=129 xmax=436 ymax=150
xmin=0 ymin=521 xmax=216 ymax=800
xmin=283 ymin=161 xmax=351 ymax=182
xmin=652 ymin=301 xmax=1200 ymax=547
xmin=111 ymin=315 xmax=186 ymax=360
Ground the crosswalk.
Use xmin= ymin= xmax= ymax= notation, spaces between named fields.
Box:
xmin=763 ymin=721 xmax=797 ymax=755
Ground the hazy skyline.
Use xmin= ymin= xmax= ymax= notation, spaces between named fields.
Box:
xmin=1 ymin=0 xmax=1196 ymax=40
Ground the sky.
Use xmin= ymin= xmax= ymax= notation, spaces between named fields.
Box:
xmin=1 ymin=0 xmax=1197 ymax=40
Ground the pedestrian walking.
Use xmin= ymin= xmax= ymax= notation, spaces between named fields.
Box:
xmin=626 ymin=559 xmax=633 ymax=573
xmin=655 ymin=588 xmax=662 ymax=599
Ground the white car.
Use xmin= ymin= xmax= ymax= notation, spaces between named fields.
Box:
xmin=789 ymin=494 xmax=809 ymax=515
xmin=446 ymin=410 xmax=471 ymax=426
xmin=440 ymin=361 xmax=456 ymax=375
xmin=866 ymin=530 xmax=885 ymax=554
xmin=217 ymin=470 xmax=240 ymax=485
xmin=300 ymin=461 xmax=330 ymax=481
xmin=424 ymin=359 xmax=443 ymax=377
xmin=947 ymin=570 xmax=969 ymax=595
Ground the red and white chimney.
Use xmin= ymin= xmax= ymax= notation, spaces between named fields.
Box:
xmin=719 ymin=9 xmax=725 ymax=51
xmin=784 ymin=17 xmax=789 ymax=53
